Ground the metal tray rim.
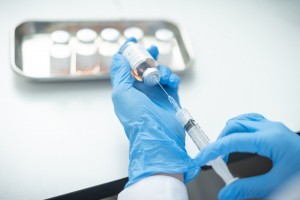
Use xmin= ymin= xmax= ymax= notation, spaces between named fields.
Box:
xmin=10 ymin=19 xmax=195 ymax=81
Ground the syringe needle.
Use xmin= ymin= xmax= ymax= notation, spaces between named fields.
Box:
xmin=157 ymin=81 xmax=169 ymax=97
xmin=167 ymin=96 xmax=180 ymax=111
xmin=157 ymin=81 xmax=181 ymax=111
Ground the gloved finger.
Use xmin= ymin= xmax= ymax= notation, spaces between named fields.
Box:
xmin=229 ymin=113 xmax=266 ymax=122
xmin=193 ymin=132 xmax=269 ymax=167
xmin=218 ymin=113 xmax=267 ymax=139
xmin=157 ymin=65 xmax=171 ymax=85
xmin=110 ymin=54 xmax=135 ymax=90
xmin=217 ymin=113 xmax=267 ymax=163
xmin=118 ymin=37 xmax=137 ymax=54
xmin=167 ymin=73 xmax=180 ymax=89
xmin=147 ymin=45 xmax=159 ymax=60
xmin=157 ymin=65 xmax=180 ymax=89
xmin=219 ymin=172 xmax=274 ymax=200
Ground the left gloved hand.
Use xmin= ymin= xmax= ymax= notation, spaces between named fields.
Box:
xmin=194 ymin=113 xmax=300 ymax=200
xmin=110 ymin=38 xmax=199 ymax=187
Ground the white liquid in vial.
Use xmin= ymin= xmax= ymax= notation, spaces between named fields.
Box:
xmin=76 ymin=29 xmax=98 ymax=71
xmin=99 ymin=28 xmax=120 ymax=71
xmin=155 ymin=29 xmax=175 ymax=66
xmin=49 ymin=30 xmax=71 ymax=74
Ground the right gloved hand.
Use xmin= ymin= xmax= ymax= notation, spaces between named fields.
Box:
xmin=194 ymin=113 xmax=300 ymax=200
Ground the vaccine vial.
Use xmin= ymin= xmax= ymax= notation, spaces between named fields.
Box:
xmin=123 ymin=27 xmax=144 ymax=43
xmin=99 ymin=28 xmax=120 ymax=71
xmin=120 ymin=42 xmax=161 ymax=86
xmin=155 ymin=28 xmax=175 ymax=66
xmin=75 ymin=29 xmax=98 ymax=71
xmin=49 ymin=30 xmax=71 ymax=74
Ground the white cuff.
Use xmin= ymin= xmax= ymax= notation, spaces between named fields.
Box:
xmin=118 ymin=175 xmax=188 ymax=200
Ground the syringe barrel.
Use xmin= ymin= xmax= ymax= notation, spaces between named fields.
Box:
xmin=176 ymin=108 xmax=210 ymax=150
xmin=184 ymin=123 xmax=210 ymax=150
xmin=176 ymin=108 xmax=237 ymax=185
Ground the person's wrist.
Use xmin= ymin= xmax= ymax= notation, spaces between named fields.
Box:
xmin=124 ymin=111 xmax=199 ymax=188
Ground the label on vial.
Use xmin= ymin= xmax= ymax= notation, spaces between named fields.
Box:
xmin=122 ymin=43 xmax=152 ymax=69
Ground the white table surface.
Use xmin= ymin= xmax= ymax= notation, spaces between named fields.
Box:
xmin=0 ymin=0 xmax=300 ymax=199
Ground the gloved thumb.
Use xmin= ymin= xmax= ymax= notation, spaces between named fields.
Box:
xmin=147 ymin=45 xmax=159 ymax=60
xmin=110 ymin=53 xmax=135 ymax=90
xmin=219 ymin=173 xmax=274 ymax=200
xmin=111 ymin=36 xmax=159 ymax=89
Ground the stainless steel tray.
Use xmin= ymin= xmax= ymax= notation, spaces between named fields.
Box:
xmin=11 ymin=20 xmax=195 ymax=81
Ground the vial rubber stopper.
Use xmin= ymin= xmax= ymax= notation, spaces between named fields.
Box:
xmin=142 ymin=68 xmax=161 ymax=86
xmin=51 ymin=30 xmax=70 ymax=44
xmin=124 ymin=27 xmax=144 ymax=41
xmin=155 ymin=28 xmax=174 ymax=42
xmin=101 ymin=28 xmax=120 ymax=42
xmin=76 ymin=29 xmax=97 ymax=43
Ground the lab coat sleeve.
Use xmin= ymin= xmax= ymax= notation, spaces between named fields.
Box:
xmin=118 ymin=175 xmax=189 ymax=200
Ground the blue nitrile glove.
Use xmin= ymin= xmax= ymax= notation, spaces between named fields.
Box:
xmin=194 ymin=113 xmax=300 ymax=200
xmin=110 ymin=38 xmax=199 ymax=187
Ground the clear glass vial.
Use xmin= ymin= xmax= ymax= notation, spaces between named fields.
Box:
xmin=75 ymin=29 xmax=98 ymax=71
xmin=155 ymin=28 xmax=175 ymax=66
xmin=99 ymin=28 xmax=121 ymax=71
xmin=49 ymin=30 xmax=71 ymax=74
xmin=120 ymin=42 xmax=161 ymax=86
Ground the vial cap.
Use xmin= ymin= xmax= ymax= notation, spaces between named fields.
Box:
xmin=155 ymin=28 xmax=174 ymax=42
xmin=142 ymin=68 xmax=161 ymax=86
xmin=76 ymin=29 xmax=97 ymax=43
xmin=124 ymin=27 xmax=144 ymax=41
xmin=51 ymin=30 xmax=70 ymax=44
xmin=101 ymin=28 xmax=120 ymax=42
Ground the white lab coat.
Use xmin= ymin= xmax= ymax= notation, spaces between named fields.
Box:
xmin=118 ymin=175 xmax=188 ymax=200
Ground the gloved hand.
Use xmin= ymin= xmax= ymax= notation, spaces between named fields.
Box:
xmin=194 ymin=113 xmax=300 ymax=200
xmin=110 ymin=38 xmax=199 ymax=187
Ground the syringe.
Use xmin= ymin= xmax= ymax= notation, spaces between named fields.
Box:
xmin=157 ymin=83 xmax=237 ymax=185
xmin=176 ymin=107 xmax=237 ymax=185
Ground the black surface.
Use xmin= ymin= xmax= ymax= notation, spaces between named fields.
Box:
xmin=47 ymin=177 xmax=128 ymax=200
xmin=48 ymin=131 xmax=300 ymax=200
